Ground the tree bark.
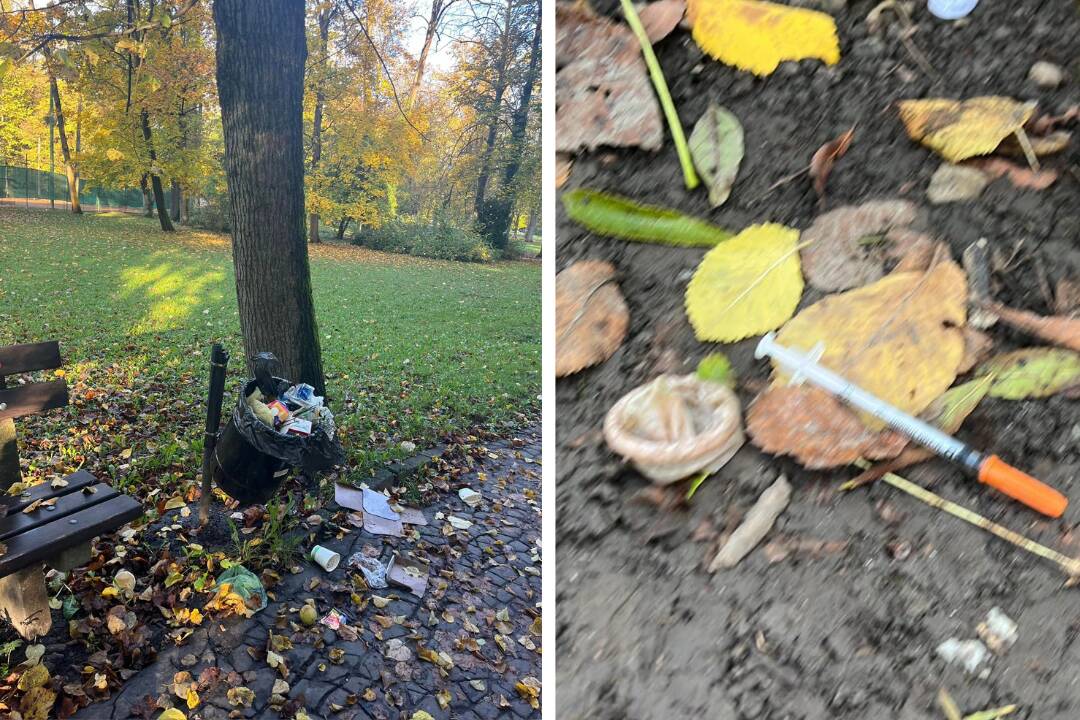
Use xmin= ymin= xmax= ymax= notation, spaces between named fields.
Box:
xmin=171 ymin=179 xmax=182 ymax=222
xmin=472 ymin=0 xmax=513 ymax=221
xmin=477 ymin=0 xmax=540 ymax=249
xmin=140 ymin=174 xmax=153 ymax=216
xmin=140 ymin=109 xmax=175 ymax=231
xmin=407 ymin=0 xmax=445 ymax=110
xmin=307 ymin=4 xmax=334 ymax=244
xmin=523 ymin=207 xmax=537 ymax=245
xmin=335 ymin=217 xmax=350 ymax=240
xmin=48 ymin=74 xmax=81 ymax=214
xmin=214 ymin=0 xmax=326 ymax=395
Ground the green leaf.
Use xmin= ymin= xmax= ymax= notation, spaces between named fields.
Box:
xmin=963 ymin=706 xmax=1017 ymax=720
xmin=689 ymin=104 xmax=744 ymax=207
xmin=61 ymin=595 xmax=79 ymax=620
xmin=161 ymin=13 xmax=173 ymax=28
xmin=696 ymin=352 xmax=736 ymax=388
xmin=977 ymin=348 xmax=1080 ymax=399
xmin=685 ymin=472 xmax=709 ymax=500
xmin=562 ymin=189 xmax=733 ymax=248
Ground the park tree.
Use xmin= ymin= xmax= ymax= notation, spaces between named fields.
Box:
xmin=213 ymin=0 xmax=326 ymax=395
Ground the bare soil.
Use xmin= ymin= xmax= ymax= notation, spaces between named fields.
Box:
xmin=556 ymin=2 xmax=1080 ymax=718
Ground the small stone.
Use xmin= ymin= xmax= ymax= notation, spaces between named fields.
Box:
xmin=1029 ymin=61 xmax=1065 ymax=89
xmin=927 ymin=163 xmax=989 ymax=204
xmin=180 ymin=654 xmax=198 ymax=667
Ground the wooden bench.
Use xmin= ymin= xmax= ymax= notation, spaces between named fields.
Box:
xmin=0 ymin=341 xmax=142 ymax=639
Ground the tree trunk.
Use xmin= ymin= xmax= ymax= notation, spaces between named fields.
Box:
xmin=140 ymin=174 xmax=153 ymax=216
xmin=477 ymin=0 xmax=540 ymax=249
xmin=213 ymin=0 xmax=326 ymax=395
xmin=523 ymin=207 xmax=537 ymax=245
xmin=407 ymin=0 xmax=442 ymax=110
xmin=140 ymin=109 xmax=175 ymax=231
xmin=335 ymin=217 xmax=350 ymax=240
xmin=171 ymin=179 xmax=182 ymax=222
xmin=307 ymin=5 xmax=334 ymax=244
xmin=472 ymin=0 xmax=512 ymax=221
xmin=182 ymin=196 xmax=190 ymax=224
xmin=48 ymin=74 xmax=81 ymax=214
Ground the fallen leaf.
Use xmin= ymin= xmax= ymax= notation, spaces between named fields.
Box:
xmin=556 ymin=4 xmax=663 ymax=152
xmin=775 ymin=259 xmax=968 ymax=420
xmin=688 ymin=0 xmax=840 ymax=77
xmin=984 ymin=303 xmax=1080 ymax=352
xmin=18 ymin=663 xmax=50 ymax=690
xmin=1055 ymin=278 xmax=1080 ymax=316
xmin=24 ymin=644 xmax=44 ymax=666
xmin=638 ymin=0 xmax=685 ymax=42
xmin=809 ymin=126 xmax=854 ymax=202
xmin=696 ymin=352 xmax=735 ymax=388
xmin=227 ymin=686 xmax=255 ymax=707
xmin=886 ymin=228 xmax=942 ymax=275
xmin=897 ymin=96 xmax=1037 ymax=162
xmin=967 ymin=157 xmax=1058 ymax=190
xmin=958 ymin=327 xmax=994 ymax=374
xmin=555 ymin=153 xmax=573 ymax=189
xmin=685 ymin=223 xmax=803 ymax=342
xmin=998 ymin=129 xmax=1071 ymax=157
xmin=20 ymin=686 xmax=57 ymax=720
xmin=977 ymin=348 xmax=1080 ymax=399
xmin=515 ymin=676 xmax=541 ymax=709
xmin=747 ymin=385 xmax=907 ymax=468
xmin=800 ymin=199 xmax=918 ymax=292
xmin=158 ymin=710 xmax=187 ymax=720
xmin=688 ymin=103 xmax=743 ymax=207
xmin=555 ymin=260 xmax=630 ymax=377
xmin=562 ymin=189 xmax=732 ymax=247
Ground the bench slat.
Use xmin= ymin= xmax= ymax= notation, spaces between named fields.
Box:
xmin=0 ymin=342 xmax=62 ymax=377
xmin=0 ymin=495 xmax=143 ymax=577
xmin=0 ymin=484 xmax=118 ymax=542
xmin=0 ymin=380 xmax=69 ymax=421
xmin=0 ymin=470 xmax=98 ymax=516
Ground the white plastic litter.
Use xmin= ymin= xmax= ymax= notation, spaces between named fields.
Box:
xmin=459 ymin=488 xmax=482 ymax=507
xmin=348 ymin=553 xmax=388 ymax=588
xmin=937 ymin=638 xmax=989 ymax=674
xmin=927 ymin=0 xmax=978 ymax=20
xmin=977 ymin=607 xmax=1018 ymax=653
xmin=447 ymin=515 xmax=473 ymax=530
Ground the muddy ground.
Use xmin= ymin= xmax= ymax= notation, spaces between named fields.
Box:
xmin=556 ymin=1 xmax=1080 ymax=718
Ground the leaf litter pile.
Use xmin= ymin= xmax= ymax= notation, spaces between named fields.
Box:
xmin=556 ymin=0 xmax=1080 ymax=717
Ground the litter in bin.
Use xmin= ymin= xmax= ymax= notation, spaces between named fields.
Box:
xmin=212 ymin=352 xmax=345 ymax=505
xmin=349 ymin=553 xmax=389 ymax=588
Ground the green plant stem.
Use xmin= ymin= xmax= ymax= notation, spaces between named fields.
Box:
xmin=620 ymin=0 xmax=700 ymax=190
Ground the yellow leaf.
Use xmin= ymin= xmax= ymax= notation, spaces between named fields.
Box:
xmin=775 ymin=260 xmax=967 ymax=422
xmin=19 ymin=685 xmax=56 ymax=720
xmin=159 ymin=710 xmax=187 ymax=720
xmin=897 ymin=96 xmax=1036 ymax=162
xmin=685 ymin=223 xmax=803 ymax=342
xmin=101 ymin=586 xmax=120 ymax=599
xmin=189 ymin=608 xmax=203 ymax=625
xmin=186 ymin=686 xmax=200 ymax=709
xmin=164 ymin=496 xmax=186 ymax=511
xmin=17 ymin=663 xmax=50 ymax=690
xmin=688 ymin=0 xmax=840 ymax=77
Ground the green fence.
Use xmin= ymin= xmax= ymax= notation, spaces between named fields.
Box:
xmin=0 ymin=163 xmax=144 ymax=211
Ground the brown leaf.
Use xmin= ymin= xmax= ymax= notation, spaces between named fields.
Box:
xmin=555 ymin=261 xmax=630 ymax=376
xmin=1054 ymin=278 xmax=1080 ymax=316
xmin=800 ymin=200 xmax=918 ymax=292
xmin=958 ymin=326 xmax=994 ymax=374
xmin=986 ymin=302 xmax=1080 ymax=352
xmin=966 ymin=157 xmax=1058 ymax=190
xmin=638 ymin=0 xmax=686 ymax=43
xmin=884 ymin=228 xmax=943 ymax=274
xmin=809 ymin=126 xmax=855 ymax=202
xmin=556 ymin=4 xmax=664 ymax=152
xmin=555 ymin=153 xmax=573 ymax=189
xmin=998 ymin=129 xmax=1071 ymax=157
xmin=747 ymin=385 xmax=907 ymax=469
xmin=1027 ymin=106 xmax=1078 ymax=135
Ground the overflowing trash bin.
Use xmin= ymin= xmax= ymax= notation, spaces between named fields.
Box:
xmin=211 ymin=353 xmax=345 ymax=505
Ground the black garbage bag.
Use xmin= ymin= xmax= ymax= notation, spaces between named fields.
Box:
xmin=212 ymin=376 xmax=346 ymax=505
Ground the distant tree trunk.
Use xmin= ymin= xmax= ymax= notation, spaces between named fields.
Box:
xmin=408 ymin=0 xmax=452 ymax=110
xmin=140 ymin=110 xmax=175 ymax=231
xmin=336 ymin=217 xmax=350 ymax=239
xmin=524 ymin=208 xmax=537 ymax=245
xmin=171 ymin=179 xmax=182 ymax=222
xmin=307 ymin=4 xmax=334 ymax=244
xmin=140 ymin=174 xmax=153 ymax=216
xmin=214 ymin=0 xmax=326 ymax=395
xmin=48 ymin=74 xmax=81 ymax=214
xmin=182 ymin=196 xmax=190 ymax=224
xmin=473 ymin=0 xmax=515 ymax=221
xmin=477 ymin=1 xmax=539 ymax=249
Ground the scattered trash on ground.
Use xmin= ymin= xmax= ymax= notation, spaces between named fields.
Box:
xmin=310 ymin=545 xmax=341 ymax=572
xmin=205 ymin=565 xmax=267 ymax=617
xmin=937 ymin=637 xmax=990 ymax=675
xmin=387 ymin=553 xmax=430 ymax=597
xmin=458 ymin=488 xmax=482 ymax=507
xmin=348 ymin=553 xmax=389 ymax=589
xmin=319 ymin=608 xmax=349 ymax=630
xmin=709 ymin=475 xmax=791 ymax=571
xmin=977 ymin=607 xmax=1018 ymax=654
xmin=446 ymin=515 xmax=473 ymax=530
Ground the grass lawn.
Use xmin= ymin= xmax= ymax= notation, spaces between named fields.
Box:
xmin=0 ymin=207 xmax=539 ymax=500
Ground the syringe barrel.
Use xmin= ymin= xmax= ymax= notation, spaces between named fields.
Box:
xmin=756 ymin=333 xmax=976 ymax=467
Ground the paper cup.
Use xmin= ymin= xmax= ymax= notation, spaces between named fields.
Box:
xmin=310 ymin=545 xmax=341 ymax=572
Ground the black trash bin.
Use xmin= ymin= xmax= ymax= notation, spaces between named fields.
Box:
xmin=212 ymin=377 xmax=346 ymax=505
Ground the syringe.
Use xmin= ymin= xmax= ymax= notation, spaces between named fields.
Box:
xmin=756 ymin=332 xmax=1068 ymax=518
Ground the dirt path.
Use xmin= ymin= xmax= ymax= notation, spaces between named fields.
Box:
xmin=557 ymin=2 xmax=1080 ymax=718
xmin=72 ymin=426 xmax=541 ymax=720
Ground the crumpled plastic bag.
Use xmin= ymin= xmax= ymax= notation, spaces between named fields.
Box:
xmin=205 ymin=564 xmax=267 ymax=617
xmin=348 ymin=553 xmax=388 ymax=589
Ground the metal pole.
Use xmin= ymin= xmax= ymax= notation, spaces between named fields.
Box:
xmin=199 ymin=343 xmax=230 ymax=526
xmin=48 ymin=91 xmax=55 ymax=210
xmin=24 ymin=155 xmax=28 ymax=209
